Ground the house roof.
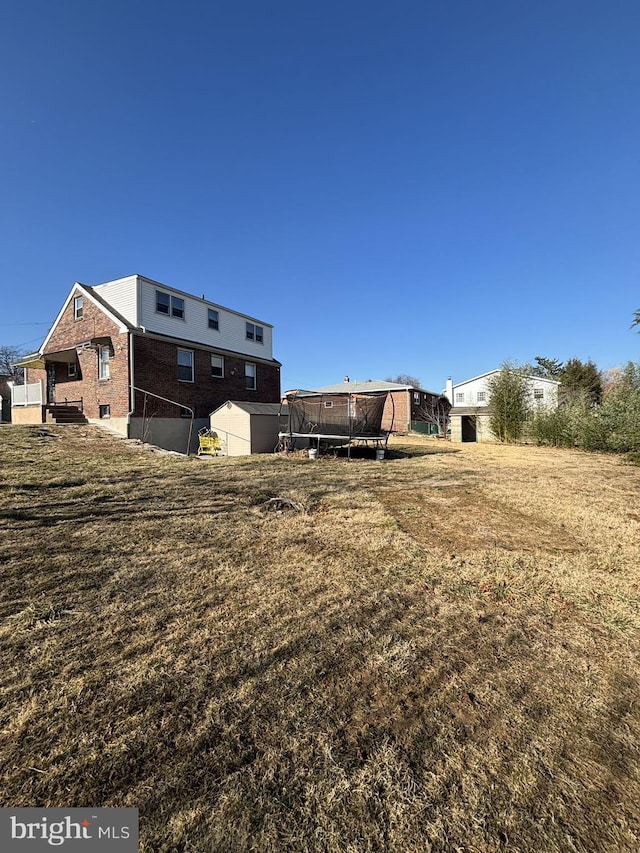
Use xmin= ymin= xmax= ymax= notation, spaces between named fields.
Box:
xmin=453 ymin=369 xmax=561 ymax=388
xmin=210 ymin=400 xmax=284 ymax=416
xmin=311 ymin=379 xmax=441 ymax=395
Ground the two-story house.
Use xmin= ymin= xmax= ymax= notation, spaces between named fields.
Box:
xmin=13 ymin=275 xmax=281 ymax=452
xmin=444 ymin=370 xmax=560 ymax=442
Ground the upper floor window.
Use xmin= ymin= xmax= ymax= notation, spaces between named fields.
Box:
xmin=455 ymin=392 xmax=464 ymax=403
xmin=177 ymin=348 xmax=194 ymax=382
xmin=156 ymin=290 xmax=184 ymax=319
xmin=534 ymin=388 xmax=544 ymax=400
xmin=477 ymin=391 xmax=486 ymax=402
xmin=68 ymin=362 xmax=78 ymax=378
xmin=74 ymin=296 xmax=83 ymax=320
xmin=246 ymin=322 xmax=263 ymax=344
xmin=208 ymin=309 xmax=219 ymax=330
xmin=98 ymin=346 xmax=110 ymax=380
xmin=414 ymin=392 xmax=420 ymax=402
xmin=211 ymin=355 xmax=224 ymax=378
xmin=245 ymin=362 xmax=256 ymax=390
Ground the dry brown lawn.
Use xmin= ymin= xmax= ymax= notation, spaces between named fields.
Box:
xmin=1 ymin=425 xmax=640 ymax=852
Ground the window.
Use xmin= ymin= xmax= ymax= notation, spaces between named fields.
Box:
xmin=68 ymin=362 xmax=78 ymax=378
xmin=245 ymin=362 xmax=256 ymax=390
xmin=208 ymin=309 xmax=219 ymax=330
xmin=534 ymin=388 xmax=544 ymax=400
xmin=324 ymin=401 xmax=333 ymax=408
xmin=477 ymin=391 xmax=486 ymax=402
xmin=414 ymin=392 xmax=420 ymax=402
xmin=99 ymin=404 xmax=110 ymax=418
xmin=156 ymin=291 xmax=170 ymax=314
xmin=211 ymin=355 xmax=224 ymax=378
xmin=246 ymin=322 xmax=263 ymax=343
xmin=455 ymin=392 xmax=464 ymax=403
xmin=98 ymin=346 xmax=110 ymax=380
xmin=180 ymin=407 xmax=192 ymax=418
xmin=156 ymin=290 xmax=184 ymax=318
xmin=177 ymin=349 xmax=194 ymax=382
xmin=74 ymin=296 xmax=83 ymax=320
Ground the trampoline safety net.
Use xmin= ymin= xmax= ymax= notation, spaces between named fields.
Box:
xmin=283 ymin=390 xmax=388 ymax=437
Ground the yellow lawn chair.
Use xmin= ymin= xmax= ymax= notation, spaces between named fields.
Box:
xmin=197 ymin=428 xmax=222 ymax=457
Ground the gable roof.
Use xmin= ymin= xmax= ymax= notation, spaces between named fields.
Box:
xmin=312 ymin=379 xmax=441 ymax=395
xmin=453 ymin=369 xmax=561 ymax=388
xmin=38 ymin=282 xmax=133 ymax=354
xmin=210 ymin=400 xmax=283 ymax=416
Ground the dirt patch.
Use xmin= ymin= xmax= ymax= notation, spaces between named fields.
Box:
xmin=377 ymin=484 xmax=581 ymax=552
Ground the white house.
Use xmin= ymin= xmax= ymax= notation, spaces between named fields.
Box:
xmin=445 ymin=370 xmax=560 ymax=442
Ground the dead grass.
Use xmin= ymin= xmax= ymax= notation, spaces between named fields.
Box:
xmin=1 ymin=425 xmax=640 ymax=851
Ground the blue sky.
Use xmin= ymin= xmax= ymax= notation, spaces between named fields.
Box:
xmin=1 ymin=0 xmax=639 ymax=393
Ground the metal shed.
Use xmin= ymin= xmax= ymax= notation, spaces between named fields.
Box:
xmin=209 ymin=400 xmax=283 ymax=456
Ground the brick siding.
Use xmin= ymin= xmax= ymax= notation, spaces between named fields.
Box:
xmin=132 ymin=335 xmax=281 ymax=419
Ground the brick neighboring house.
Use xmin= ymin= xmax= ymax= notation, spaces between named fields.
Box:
xmin=310 ymin=379 xmax=446 ymax=434
xmin=14 ymin=275 xmax=281 ymax=452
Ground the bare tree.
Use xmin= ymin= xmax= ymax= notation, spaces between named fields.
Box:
xmin=418 ymin=394 xmax=451 ymax=437
xmin=0 ymin=345 xmax=25 ymax=382
xmin=385 ymin=373 xmax=422 ymax=388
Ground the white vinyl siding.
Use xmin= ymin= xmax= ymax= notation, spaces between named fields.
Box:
xmin=137 ymin=279 xmax=273 ymax=358
xmin=92 ymin=275 xmax=139 ymax=325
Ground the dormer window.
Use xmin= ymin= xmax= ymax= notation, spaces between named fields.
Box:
xmin=208 ymin=309 xmax=219 ymax=330
xmin=156 ymin=290 xmax=184 ymax=318
xmin=246 ymin=322 xmax=263 ymax=344
xmin=74 ymin=296 xmax=83 ymax=320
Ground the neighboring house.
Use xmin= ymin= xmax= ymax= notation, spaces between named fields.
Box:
xmin=13 ymin=275 xmax=281 ymax=452
xmin=310 ymin=378 xmax=446 ymax=434
xmin=209 ymin=400 xmax=284 ymax=456
xmin=444 ymin=370 xmax=560 ymax=443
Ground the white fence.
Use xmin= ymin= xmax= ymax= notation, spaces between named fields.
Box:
xmin=11 ymin=381 xmax=43 ymax=407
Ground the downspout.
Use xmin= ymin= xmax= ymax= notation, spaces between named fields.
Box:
xmin=126 ymin=331 xmax=135 ymax=436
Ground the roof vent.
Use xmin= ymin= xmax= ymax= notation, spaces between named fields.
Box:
xmin=344 ymin=375 xmax=350 ymax=383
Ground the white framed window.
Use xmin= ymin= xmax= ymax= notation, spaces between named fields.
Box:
xmin=324 ymin=401 xmax=333 ymax=408
xmin=74 ymin=296 xmax=83 ymax=320
xmin=68 ymin=362 xmax=78 ymax=378
xmin=245 ymin=362 xmax=256 ymax=390
xmin=455 ymin=392 xmax=464 ymax=403
xmin=99 ymin=404 xmax=110 ymax=418
xmin=211 ymin=355 xmax=224 ymax=378
xmin=156 ymin=290 xmax=185 ymax=318
xmin=98 ymin=346 xmax=110 ymax=380
xmin=246 ymin=322 xmax=263 ymax=344
xmin=177 ymin=348 xmax=194 ymax=382
xmin=534 ymin=388 xmax=544 ymax=400
xmin=208 ymin=309 xmax=219 ymax=330
xmin=414 ymin=392 xmax=420 ymax=402
xmin=477 ymin=391 xmax=486 ymax=402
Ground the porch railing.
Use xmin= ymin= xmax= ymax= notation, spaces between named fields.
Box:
xmin=11 ymin=381 xmax=43 ymax=407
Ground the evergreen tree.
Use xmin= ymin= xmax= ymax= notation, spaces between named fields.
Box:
xmin=486 ymin=364 xmax=532 ymax=443
xmin=560 ymin=358 xmax=602 ymax=405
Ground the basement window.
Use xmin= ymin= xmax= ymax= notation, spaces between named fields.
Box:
xmin=99 ymin=404 xmax=110 ymax=418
